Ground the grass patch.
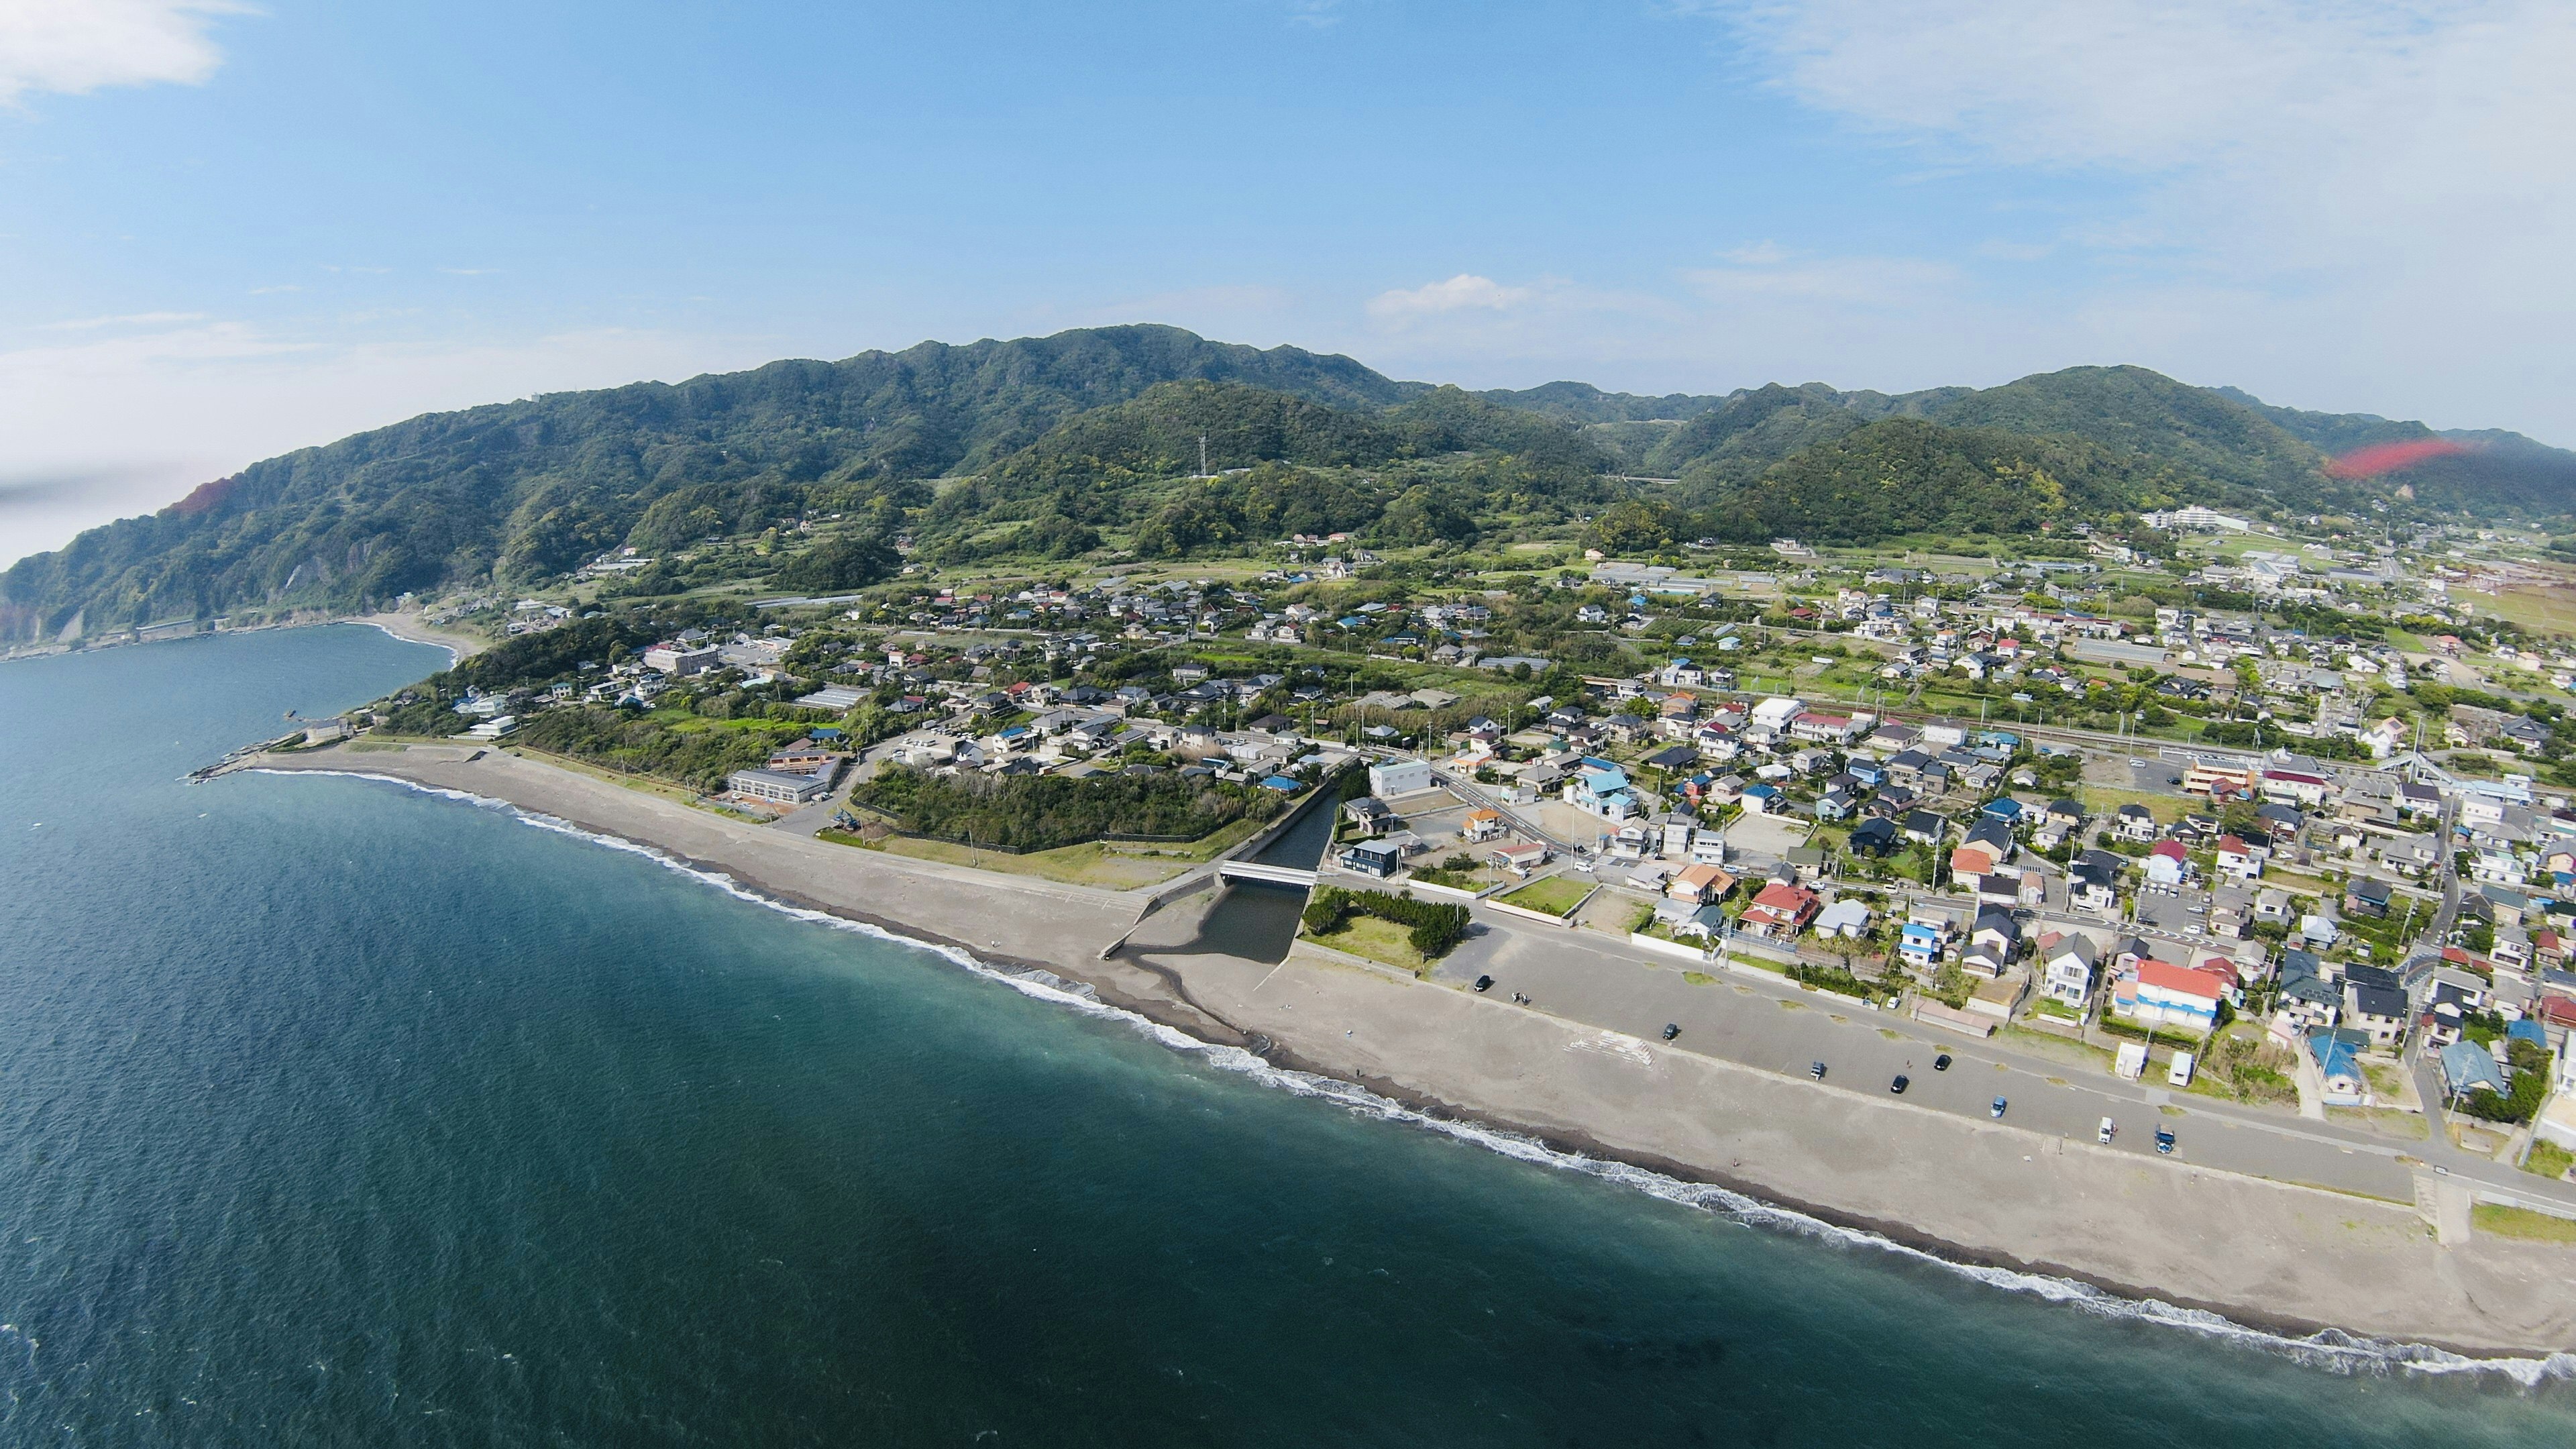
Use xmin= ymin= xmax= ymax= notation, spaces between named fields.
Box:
xmin=1307 ymin=914 xmax=1433 ymax=974
xmin=1778 ymin=998 xmax=1804 ymax=1011
xmin=2159 ymin=1104 xmax=2186 ymax=1117
xmin=2326 ymin=1106 xmax=2429 ymax=1140
xmin=2079 ymin=785 xmax=2188 ymax=823
xmin=2473 ymin=1204 xmax=2576 ymax=1244
xmin=817 ymin=828 xmax=1185 ymax=888
xmin=1497 ymin=875 xmax=1593 ymax=918
xmin=1682 ymin=971 xmax=1715 ymax=986
xmin=1877 ymin=1028 xmax=1902 ymax=1040
xmin=2524 ymin=1140 xmax=2576 ymax=1180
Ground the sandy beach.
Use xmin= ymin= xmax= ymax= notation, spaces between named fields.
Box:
xmin=345 ymin=611 xmax=489 ymax=663
xmin=249 ymin=741 xmax=2576 ymax=1358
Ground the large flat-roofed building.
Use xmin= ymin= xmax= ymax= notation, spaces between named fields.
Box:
xmin=644 ymin=642 xmax=722 ymax=676
xmin=728 ymin=768 xmax=834 ymax=804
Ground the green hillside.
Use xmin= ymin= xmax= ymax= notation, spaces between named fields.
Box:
xmin=2215 ymin=386 xmax=2576 ymax=515
xmin=8 ymin=324 xmax=2574 ymax=645
xmin=0 ymin=326 xmax=1419 ymax=641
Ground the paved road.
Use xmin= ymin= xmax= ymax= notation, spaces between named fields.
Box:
xmin=1430 ymin=901 xmax=2576 ymax=1212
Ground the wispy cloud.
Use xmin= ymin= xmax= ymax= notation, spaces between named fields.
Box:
xmin=248 ymin=283 xmax=301 ymax=294
xmin=0 ymin=0 xmax=249 ymax=105
xmin=39 ymin=309 xmax=209 ymax=331
xmin=1678 ymin=0 xmax=2576 ymax=435
xmin=1366 ymin=273 xmax=1533 ymax=319
xmin=437 ymin=266 xmax=496 ymax=276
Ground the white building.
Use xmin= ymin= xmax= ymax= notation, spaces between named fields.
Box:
xmin=1368 ymin=758 xmax=1437 ymax=798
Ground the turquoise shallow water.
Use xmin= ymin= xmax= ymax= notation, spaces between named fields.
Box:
xmin=1 ymin=625 xmax=2573 ymax=1446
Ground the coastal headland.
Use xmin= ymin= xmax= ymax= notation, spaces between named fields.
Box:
xmin=249 ymin=741 xmax=2576 ymax=1359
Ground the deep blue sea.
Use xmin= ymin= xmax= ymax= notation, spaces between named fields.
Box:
xmin=1 ymin=625 xmax=2573 ymax=1446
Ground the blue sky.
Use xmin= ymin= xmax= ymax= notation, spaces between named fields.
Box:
xmin=5 ymin=1 xmax=2573 ymax=561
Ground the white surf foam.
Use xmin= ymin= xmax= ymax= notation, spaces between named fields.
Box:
xmin=258 ymin=767 xmax=2576 ymax=1386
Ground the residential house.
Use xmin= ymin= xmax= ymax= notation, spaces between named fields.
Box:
xmin=1739 ymin=881 xmax=1821 ymax=941
xmin=1847 ymin=817 xmax=1900 ymax=857
xmin=2039 ymin=932 xmax=2100 ymax=1008
xmin=2343 ymin=980 xmax=2409 ymax=1048
xmin=2114 ymin=959 xmax=2233 ymax=1035
xmin=1898 ymin=903 xmax=1962 ymax=968
xmin=1667 ymin=863 xmax=1739 ymax=906
xmin=1344 ymin=797 xmax=1396 ymax=837
xmin=1965 ymin=910 xmax=2021 ymax=977
xmin=1565 ymin=762 xmax=1639 ymax=821
xmin=1487 ymin=841 xmax=1549 ymax=875
xmin=1338 ymin=841 xmax=1404 ymax=879
xmin=2113 ymin=803 xmax=2159 ymax=843
xmin=2309 ymin=1030 xmax=2369 ymax=1106
xmin=2343 ymin=876 xmax=2394 ymax=920
xmin=1815 ymin=898 xmax=1873 ymax=938
xmin=2069 ymin=850 xmax=2123 ymax=914
xmin=2274 ymin=951 xmax=2341 ymax=1032
xmin=2143 ymin=839 xmax=2191 ymax=886
xmin=2213 ymin=834 xmax=2264 ymax=882
xmin=2438 ymin=1040 xmax=2509 ymax=1100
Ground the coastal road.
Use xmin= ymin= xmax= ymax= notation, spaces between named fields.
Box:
xmin=1432 ymin=912 xmax=2571 ymax=1208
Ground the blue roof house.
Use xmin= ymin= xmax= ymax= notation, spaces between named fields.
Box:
xmin=2439 ymin=1041 xmax=2510 ymax=1100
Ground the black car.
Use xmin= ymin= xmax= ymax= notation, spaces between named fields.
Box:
xmin=1890 ymin=1075 xmax=1910 ymax=1095
xmin=1474 ymin=975 xmax=1494 ymax=993
xmin=1661 ymin=1022 xmax=1680 ymax=1041
xmin=1933 ymin=1053 xmax=1952 ymax=1071
xmin=1809 ymin=1061 xmax=1827 ymax=1080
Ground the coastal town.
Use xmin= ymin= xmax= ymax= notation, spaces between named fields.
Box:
xmin=239 ymin=502 xmax=2576 ymax=1263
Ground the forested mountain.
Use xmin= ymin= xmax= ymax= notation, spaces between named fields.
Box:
xmin=1470 ymin=381 xmax=1731 ymax=424
xmin=0 ymin=327 xmax=1420 ymax=641
xmin=2214 ymin=387 xmax=2576 ymax=516
xmin=6 ymin=323 xmax=2572 ymax=644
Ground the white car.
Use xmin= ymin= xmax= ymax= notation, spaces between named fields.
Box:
xmin=2097 ymin=1116 xmax=2117 ymax=1144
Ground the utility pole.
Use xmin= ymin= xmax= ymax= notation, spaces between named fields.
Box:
xmin=1199 ymin=434 xmax=1210 ymax=480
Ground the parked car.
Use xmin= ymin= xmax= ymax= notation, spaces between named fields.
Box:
xmin=1474 ymin=975 xmax=1494 ymax=993
xmin=1661 ymin=1022 xmax=1680 ymax=1041
xmin=1890 ymin=1075 xmax=1910 ymax=1095
xmin=2155 ymin=1128 xmax=2177 ymax=1155
xmin=1933 ymin=1053 xmax=1952 ymax=1071
xmin=1990 ymin=1097 xmax=2008 ymax=1119
xmin=1810 ymin=1061 xmax=1827 ymax=1080
xmin=2098 ymin=1117 xmax=2117 ymax=1144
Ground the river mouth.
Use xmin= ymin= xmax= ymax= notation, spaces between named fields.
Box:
xmin=1170 ymin=788 xmax=1342 ymax=963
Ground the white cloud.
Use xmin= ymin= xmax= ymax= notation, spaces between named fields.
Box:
xmin=0 ymin=0 xmax=246 ymax=104
xmin=1366 ymin=273 xmax=1534 ymax=319
xmin=1686 ymin=0 xmax=2576 ymax=437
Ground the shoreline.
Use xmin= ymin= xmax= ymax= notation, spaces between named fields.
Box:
xmin=343 ymin=611 xmax=488 ymax=663
xmin=241 ymin=741 xmax=2576 ymax=1364
xmin=3 ymin=611 xmax=487 ymax=667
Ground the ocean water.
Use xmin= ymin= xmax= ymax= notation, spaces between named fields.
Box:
xmin=0 ymin=627 xmax=2572 ymax=1447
